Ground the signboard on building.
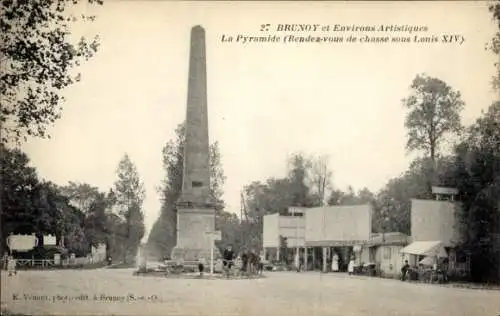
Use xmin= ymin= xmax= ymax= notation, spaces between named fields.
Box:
xmin=7 ymin=234 xmax=38 ymax=252
xmin=44 ymin=234 xmax=57 ymax=246
xmin=305 ymin=204 xmax=372 ymax=246
xmin=431 ymin=186 xmax=458 ymax=195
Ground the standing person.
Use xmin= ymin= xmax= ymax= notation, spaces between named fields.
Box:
xmin=348 ymin=257 xmax=355 ymax=276
xmin=294 ymin=252 xmax=300 ymax=272
xmin=247 ymin=251 xmax=253 ymax=275
xmin=258 ymin=251 xmax=265 ymax=275
xmin=401 ymin=260 xmax=410 ymax=281
xmin=2 ymin=253 xmax=7 ymax=270
xmin=249 ymin=250 xmax=258 ymax=275
xmin=332 ymin=253 xmax=339 ymax=272
xmin=432 ymin=257 xmax=438 ymax=283
xmin=241 ymin=252 xmax=249 ymax=275
xmin=7 ymin=255 xmax=16 ymax=276
xmin=223 ymin=245 xmax=234 ymax=278
xmin=198 ymin=257 xmax=205 ymax=277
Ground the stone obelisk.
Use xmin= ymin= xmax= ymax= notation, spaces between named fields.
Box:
xmin=171 ymin=25 xmax=219 ymax=262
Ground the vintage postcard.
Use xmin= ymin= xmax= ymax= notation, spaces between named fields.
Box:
xmin=1 ymin=1 xmax=499 ymax=315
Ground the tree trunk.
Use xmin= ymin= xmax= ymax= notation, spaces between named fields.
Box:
xmin=430 ymin=143 xmax=435 ymax=164
xmin=429 ymin=138 xmax=438 ymax=192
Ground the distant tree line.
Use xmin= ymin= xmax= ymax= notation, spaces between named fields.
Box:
xmin=1 ymin=145 xmax=146 ymax=264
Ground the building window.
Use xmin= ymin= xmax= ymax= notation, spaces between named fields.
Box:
xmin=383 ymin=247 xmax=391 ymax=260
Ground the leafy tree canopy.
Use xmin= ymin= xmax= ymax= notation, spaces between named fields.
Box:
xmin=1 ymin=0 xmax=102 ymax=145
xmin=403 ymin=74 xmax=464 ymax=162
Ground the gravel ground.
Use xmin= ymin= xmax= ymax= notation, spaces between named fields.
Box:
xmin=1 ymin=269 xmax=499 ymax=316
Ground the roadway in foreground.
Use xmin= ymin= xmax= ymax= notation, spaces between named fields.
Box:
xmin=1 ymin=269 xmax=499 ymax=316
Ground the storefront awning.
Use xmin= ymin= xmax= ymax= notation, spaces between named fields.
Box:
xmin=400 ymin=241 xmax=448 ymax=258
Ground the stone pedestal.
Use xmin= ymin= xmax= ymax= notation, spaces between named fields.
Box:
xmin=171 ymin=207 xmax=221 ymax=261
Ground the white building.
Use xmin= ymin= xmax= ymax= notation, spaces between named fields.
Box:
xmin=401 ymin=187 xmax=468 ymax=276
xmin=262 ymin=212 xmax=305 ymax=261
xmin=263 ymin=204 xmax=373 ymax=271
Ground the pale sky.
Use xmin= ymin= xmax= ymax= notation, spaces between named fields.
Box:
xmin=22 ymin=1 xmax=498 ymax=239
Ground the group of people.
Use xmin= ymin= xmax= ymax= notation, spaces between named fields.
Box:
xmin=223 ymin=245 xmax=265 ymax=276
xmin=197 ymin=246 xmax=264 ymax=277
xmin=293 ymin=253 xmax=355 ymax=274
xmin=400 ymin=259 xmax=449 ymax=283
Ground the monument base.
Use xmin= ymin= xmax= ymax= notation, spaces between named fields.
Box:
xmin=170 ymin=247 xmax=221 ymax=262
xmin=171 ymin=207 xmax=221 ymax=262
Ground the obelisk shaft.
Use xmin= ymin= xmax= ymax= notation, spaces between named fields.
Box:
xmin=179 ymin=25 xmax=212 ymax=207
xmin=171 ymin=25 xmax=220 ymax=262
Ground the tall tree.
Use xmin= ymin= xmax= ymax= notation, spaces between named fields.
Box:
xmin=287 ymin=152 xmax=315 ymax=207
xmin=83 ymin=191 xmax=111 ymax=248
xmin=148 ymin=123 xmax=185 ymax=257
xmin=113 ymin=154 xmax=145 ymax=263
xmin=210 ymin=141 xmax=226 ymax=212
xmin=104 ymin=212 xmax=127 ymax=260
xmin=0 ymin=144 xmax=40 ymax=250
xmin=59 ymin=182 xmax=119 ymax=253
xmin=38 ymin=181 xmax=89 ymax=255
xmin=244 ymin=179 xmax=293 ymax=220
xmin=403 ymin=74 xmax=464 ymax=165
xmin=1 ymin=0 xmax=103 ymax=145
xmin=240 ymin=178 xmax=293 ymax=252
xmin=452 ymin=101 xmax=500 ymax=282
xmin=307 ymin=155 xmax=333 ymax=206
